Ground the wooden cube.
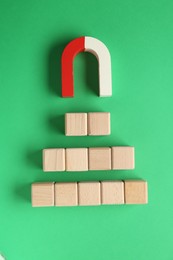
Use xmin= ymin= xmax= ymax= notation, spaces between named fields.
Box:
xmin=124 ymin=180 xmax=148 ymax=204
xmin=89 ymin=147 xmax=111 ymax=170
xmin=101 ymin=181 xmax=124 ymax=204
xmin=78 ymin=182 xmax=101 ymax=206
xmin=88 ymin=112 xmax=110 ymax=136
xmin=55 ymin=182 xmax=78 ymax=206
xmin=112 ymin=146 xmax=135 ymax=170
xmin=66 ymin=148 xmax=88 ymax=171
xmin=43 ymin=149 xmax=65 ymax=172
xmin=32 ymin=182 xmax=54 ymax=207
xmin=65 ymin=113 xmax=87 ymax=136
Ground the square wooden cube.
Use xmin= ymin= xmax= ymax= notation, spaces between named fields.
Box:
xmin=101 ymin=181 xmax=124 ymax=204
xmin=55 ymin=182 xmax=78 ymax=206
xmin=88 ymin=112 xmax=110 ymax=136
xmin=112 ymin=146 xmax=135 ymax=170
xmin=124 ymin=180 xmax=148 ymax=204
xmin=65 ymin=113 xmax=87 ymax=136
xmin=43 ymin=149 xmax=65 ymax=172
xmin=78 ymin=182 xmax=101 ymax=206
xmin=89 ymin=147 xmax=111 ymax=170
xmin=66 ymin=148 xmax=88 ymax=171
xmin=32 ymin=182 xmax=54 ymax=207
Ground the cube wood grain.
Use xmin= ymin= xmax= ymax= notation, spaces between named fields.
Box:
xmin=65 ymin=113 xmax=87 ymax=136
xmin=55 ymin=182 xmax=78 ymax=206
xmin=88 ymin=112 xmax=110 ymax=136
xmin=101 ymin=181 xmax=124 ymax=204
xmin=32 ymin=182 xmax=54 ymax=207
xmin=89 ymin=147 xmax=111 ymax=170
xmin=43 ymin=149 xmax=65 ymax=172
xmin=124 ymin=180 xmax=148 ymax=204
xmin=112 ymin=146 xmax=135 ymax=170
xmin=66 ymin=148 xmax=88 ymax=171
xmin=78 ymin=182 xmax=101 ymax=206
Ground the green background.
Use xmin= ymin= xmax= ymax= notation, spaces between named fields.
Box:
xmin=0 ymin=0 xmax=173 ymax=259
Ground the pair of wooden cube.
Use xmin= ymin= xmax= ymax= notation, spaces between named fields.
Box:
xmin=65 ymin=112 xmax=110 ymax=136
xmin=32 ymin=180 xmax=148 ymax=207
xmin=43 ymin=146 xmax=134 ymax=172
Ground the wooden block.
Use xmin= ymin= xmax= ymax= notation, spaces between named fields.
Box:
xmin=66 ymin=148 xmax=88 ymax=171
xmin=78 ymin=182 xmax=101 ymax=206
xmin=32 ymin=182 xmax=54 ymax=207
xmin=124 ymin=180 xmax=148 ymax=204
xmin=111 ymin=146 xmax=135 ymax=170
xmin=43 ymin=149 xmax=65 ymax=172
xmin=89 ymin=147 xmax=111 ymax=170
xmin=85 ymin=37 xmax=112 ymax=97
xmin=55 ymin=182 xmax=78 ymax=206
xmin=88 ymin=112 xmax=110 ymax=136
xmin=101 ymin=181 xmax=124 ymax=204
xmin=65 ymin=113 xmax=87 ymax=136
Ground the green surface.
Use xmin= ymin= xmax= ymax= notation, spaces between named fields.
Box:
xmin=0 ymin=0 xmax=173 ymax=259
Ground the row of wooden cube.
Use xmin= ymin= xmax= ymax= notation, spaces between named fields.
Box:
xmin=43 ymin=146 xmax=134 ymax=172
xmin=65 ymin=112 xmax=110 ymax=136
xmin=32 ymin=180 xmax=148 ymax=207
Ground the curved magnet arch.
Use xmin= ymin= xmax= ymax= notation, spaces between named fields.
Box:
xmin=61 ymin=36 xmax=112 ymax=97
xmin=61 ymin=37 xmax=85 ymax=97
